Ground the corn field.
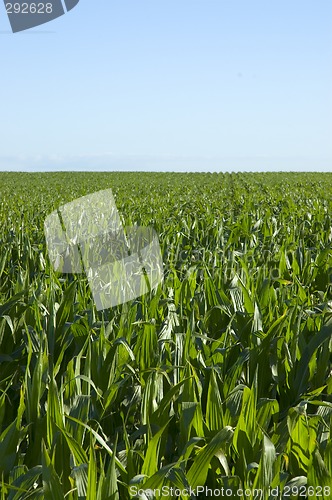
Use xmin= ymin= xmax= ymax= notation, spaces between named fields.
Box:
xmin=1 ymin=171 xmax=332 ymax=499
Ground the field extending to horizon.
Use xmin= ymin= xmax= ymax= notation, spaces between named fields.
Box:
xmin=1 ymin=171 xmax=332 ymax=499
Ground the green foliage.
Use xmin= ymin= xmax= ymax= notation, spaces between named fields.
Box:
xmin=0 ymin=171 xmax=332 ymax=497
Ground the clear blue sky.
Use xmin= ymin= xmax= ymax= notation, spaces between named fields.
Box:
xmin=1 ymin=0 xmax=331 ymax=171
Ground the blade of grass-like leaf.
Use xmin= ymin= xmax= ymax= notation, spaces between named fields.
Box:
xmin=41 ymin=442 xmax=64 ymax=500
xmin=141 ymin=422 xmax=170 ymax=477
xmin=186 ymin=426 xmax=233 ymax=488
xmin=55 ymin=424 xmax=88 ymax=465
xmin=87 ymin=436 xmax=97 ymax=500
xmin=65 ymin=415 xmax=126 ymax=475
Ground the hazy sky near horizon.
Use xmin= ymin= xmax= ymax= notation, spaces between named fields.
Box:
xmin=0 ymin=0 xmax=331 ymax=172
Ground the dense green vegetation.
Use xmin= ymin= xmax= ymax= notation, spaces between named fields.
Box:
xmin=1 ymin=171 xmax=332 ymax=499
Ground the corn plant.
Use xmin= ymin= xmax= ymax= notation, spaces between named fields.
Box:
xmin=0 ymin=171 xmax=332 ymax=499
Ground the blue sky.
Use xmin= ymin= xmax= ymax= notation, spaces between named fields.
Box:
xmin=0 ymin=0 xmax=331 ymax=172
